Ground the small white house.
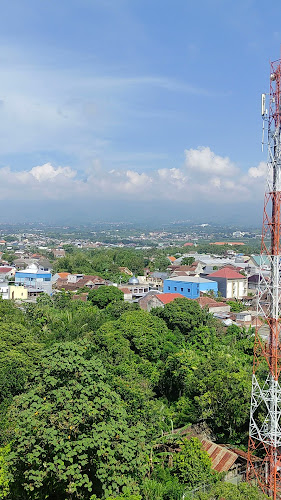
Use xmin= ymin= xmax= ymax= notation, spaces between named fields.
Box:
xmin=0 ymin=282 xmax=9 ymax=299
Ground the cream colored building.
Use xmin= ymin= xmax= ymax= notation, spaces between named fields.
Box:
xmin=9 ymin=285 xmax=28 ymax=300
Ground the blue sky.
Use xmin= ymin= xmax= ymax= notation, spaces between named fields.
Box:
xmin=0 ymin=0 xmax=280 ymax=223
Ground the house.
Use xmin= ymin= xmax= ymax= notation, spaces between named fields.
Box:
xmin=183 ymin=242 xmax=194 ymax=247
xmin=167 ymin=256 xmax=176 ymax=263
xmin=53 ymin=249 xmax=66 ymax=258
xmin=75 ymin=275 xmax=106 ymax=289
xmin=119 ymin=276 xmax=153 ymax=299
xmin=9 ymin=285 xmax=28 ymax=300
xmin=0 ymin=282 xmax=27 ymax=300
xmin=195 ymin=255 xmax=249 ymax=275
xmin=168 ymin=261 xmax=204 ymax=276
xmin=52 ymin=272 xmax=70 ymax=283
xmin=207 ymin=267 xmax=248 ymax=299
xmin=235 ymin=311 xmax=252 ymax=322
xmin=247 ymin=255 xmax=271 ymax=276
xmin=200 ymin=439 xmax=253 ymax=482
xmin=163 ymin=276 xmax=218 ymax=299
xmin=137 ymin=290 xmax=160 ymax=310
xmin=0 ymin=266 xmax=15 ymax=280
xmin=119 ymin=287 xmax=133 ymax=301
xmin=58 ymin=272 xmax=70 ymax=279
xmin=0 ymin=282 xmax=9 ymax=299
xmin=14 ymin=258 xmax=29 ymax=270
xmin=15 ymin=264 xmax=52 ymax=295
xmin=54 ymin=274 xmax=106 ymax=292
xmin=139 ymin=292 xmax=184 ymax=311
xmin=37 ymin=258 xmax=52 ymax=272
xmin=163 ymin=426 xmax=257 ymax=484
xmin=137 ymin=272 xmax=168 ymax=291
xmin=196 ymin=296 xmax=231 ymax=313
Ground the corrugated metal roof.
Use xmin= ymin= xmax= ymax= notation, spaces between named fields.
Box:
xmin=201 ymin=439 xmax=238 ymax=472
xmin=224 ymin=446 xmax=260 ymax=462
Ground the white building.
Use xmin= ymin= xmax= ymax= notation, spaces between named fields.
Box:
xmin=207 ymin=267 xmax=248 ymax=299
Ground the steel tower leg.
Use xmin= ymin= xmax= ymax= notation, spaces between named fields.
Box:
xmin=247 ymin=59 xmax=281 ymax=499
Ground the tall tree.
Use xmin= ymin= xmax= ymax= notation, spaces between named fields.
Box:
xmin=88 ymin=286 xmax=124 ymax=309
xmin=6 ymin=342 xmax=148 ymax=499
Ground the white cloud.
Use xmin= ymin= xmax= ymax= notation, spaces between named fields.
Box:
xmin=185 ymin=146 xmax=238 ymax=177
xmin=29 ymin=163 xmax=76 ymax=182
xmin=0 ymin=147 xmax=268 ymax=206
xmin=248 ymin=161 xmax=267 ymax=178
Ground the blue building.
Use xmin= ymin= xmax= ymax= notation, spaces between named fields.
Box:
xmin=163 ymin=276 xmax=218 ymax=299
xmin=15 ymin=264 xmax=52 ymax=295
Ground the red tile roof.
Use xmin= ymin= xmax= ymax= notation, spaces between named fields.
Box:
xmin=223 ymin=264 xmax=243 ymax=271
xmin=208 ymin=267 xmax=246 ymax=279
xmin=0 ymin=267 xmax=13 ymax=273
xmin=184 ymin=242 xmax=194 ymax=246
xmin=196 ymin=296 xmax=227 ymax=308
xmin=119 ymin=287 xmax=131 ymax=294
xmin=156 ymin=293 xmax=184 ymax=304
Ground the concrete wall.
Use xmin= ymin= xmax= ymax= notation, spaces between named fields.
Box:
xmin=0 ymin=284 xmax=9 ymax=299
xmin=209 ymin=277 xmax=227 ymax=297
xmin=209 ymin=304 xmax=231 ymax=313
xmin=9 ymin=285 xmax=28 ymax=300
xmin=226 ymin=279 xmax=248 ymax=299
xmin=164 ymin=279 xmax=217 ymax=299
xmin=208 ymin=277 xmax=247 ymax=299
xmin=15 ymin=273 xmax=52 ymax=295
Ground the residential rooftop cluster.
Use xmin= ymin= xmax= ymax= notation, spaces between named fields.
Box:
xmin=0 ymin=226 xmax=270 ymax=334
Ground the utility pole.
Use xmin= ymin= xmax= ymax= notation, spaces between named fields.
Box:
xmin=247 ymin=58 xmax=281 ymax=499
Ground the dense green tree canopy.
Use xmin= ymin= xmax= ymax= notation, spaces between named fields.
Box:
xmin=171 ymin=438 xmax=217 ymax=488
xmin=180 ymin=257 xmax=195 ymax=266
xmin=0 ymin=256 xmax=266 ymax=499
xmin=6 ymin=342 xmax=148 ymax=499
xmin=152 ymin=298 xmax=206 ymax=338
xmin=88 ymin=286 xmax=124 ymax=309
xmin=96 ymin=310 xmax=176 ymax=362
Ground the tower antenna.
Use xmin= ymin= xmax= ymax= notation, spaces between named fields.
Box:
xmin=247 ymin=59 xmax=281 ymax=499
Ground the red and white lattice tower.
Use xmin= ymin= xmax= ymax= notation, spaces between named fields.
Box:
xmin=247 ymin=59 xmax=281 ymax=499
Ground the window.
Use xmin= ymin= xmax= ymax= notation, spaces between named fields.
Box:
xmin=174 ymin=287 xmax=177 ymax=291
xmin=187 ymin=288 xmax=191 ymax=293
xmin=181 ymin=288 xmax=183 ymax=292
xmin=168 ymin=286 xmax=170 ymax=290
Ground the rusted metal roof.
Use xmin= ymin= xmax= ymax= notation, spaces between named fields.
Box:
xmin=201 ymin=439 xmax=238 ymax=472
xmin=224 ymin=446 xmax=261 ymax=462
